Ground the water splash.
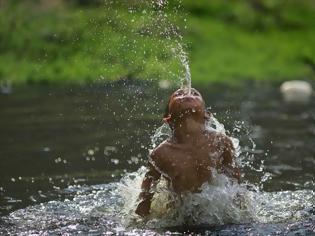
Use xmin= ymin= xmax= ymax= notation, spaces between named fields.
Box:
xmin=155 ymin=0 xmax=168 ymax=8
xmin=4 ymin=99 xmax=312 ymax=235
xmin=172 ymin=43 xmax=192 ymax=94
xmin=151 ymin=123 xmax=172 ymax=149
xmin=1 ymin=169 xmax=314 ymax=235
xmin=119 ymin=169 xmax=259 ymax=228
xmin=132 ymin=112 xmax=315 ymax=228
xmin=116 ymin=165 xmax=314 ymax=230
xmin=1 ymin=1 xmax=315 ymax=234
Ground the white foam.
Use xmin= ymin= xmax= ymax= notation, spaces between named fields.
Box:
xmin=4 ymin=176 xmax=314 ymax=234
xmin=117 ymin=167 xmax=259 ymax=228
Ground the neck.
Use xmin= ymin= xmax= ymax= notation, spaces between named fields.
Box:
xmin=172 ymin=117 xmax=206 ymax=144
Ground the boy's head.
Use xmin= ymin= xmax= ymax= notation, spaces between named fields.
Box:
xmin=163 ymin=88 xmax=210 ymax=126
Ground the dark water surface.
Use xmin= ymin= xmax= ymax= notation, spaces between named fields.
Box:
xmin=0 ymin=80 xmax=314 ymax=235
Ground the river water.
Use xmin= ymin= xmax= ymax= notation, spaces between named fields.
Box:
xmin=0 ymin=80 xmax=314 ymax=235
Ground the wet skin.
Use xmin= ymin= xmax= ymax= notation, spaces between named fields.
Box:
xmin=135 ymin=88 xmax=240 ymax=217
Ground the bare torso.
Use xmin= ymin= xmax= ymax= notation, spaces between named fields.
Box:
xmin=135 ymin=88 xmax=240 ymax=217
xmin=151 ymin=131 xmax=230 ymax=193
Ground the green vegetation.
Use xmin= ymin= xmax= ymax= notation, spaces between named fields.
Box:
xmin=1 ymin=0 xmax=315 ymax=84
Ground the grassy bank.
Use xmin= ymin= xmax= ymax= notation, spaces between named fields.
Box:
xmin=1 ymin=0 xmax=315 ymax=84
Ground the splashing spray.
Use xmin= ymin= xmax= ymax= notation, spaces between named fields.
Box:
xmin=171 ymin=42 xmax=192 ymax=95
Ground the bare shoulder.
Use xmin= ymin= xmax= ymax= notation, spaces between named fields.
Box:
xmin=206 ymin=131 xmax=234 ymax=150
xmin=149 ymin=140 xmax=172 ymax=163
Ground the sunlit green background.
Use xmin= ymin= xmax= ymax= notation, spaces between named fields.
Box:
xmin=1 ymin=0 xmax=315 ymax=84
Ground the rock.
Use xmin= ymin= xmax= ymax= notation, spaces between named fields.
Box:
xmin=280 ymin=80 xmax=313 ymax=104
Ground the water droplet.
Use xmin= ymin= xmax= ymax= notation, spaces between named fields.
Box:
xmin=111 ymin=159 xmax=119 ymax=165
xmin=42 ymin=147 xmax=50 ymax=152
xmin=29 ymin=196 xmax=37 ymax=202
xmin=104 ymin=146 xmax=117 ymax=156
xmin=88 ymin=149 xmax=95 ymax=156
xmin=55 ymin=157 xmax=62 ymax=163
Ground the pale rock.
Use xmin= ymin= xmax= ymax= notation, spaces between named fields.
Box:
xmin=280 ymin=80 xmax=313 ymax=104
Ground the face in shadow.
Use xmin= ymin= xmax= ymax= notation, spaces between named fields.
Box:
xmin=163 ymin=88 xmax=209 ymax=126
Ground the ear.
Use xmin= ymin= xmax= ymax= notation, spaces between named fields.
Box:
xmin=163 ymin=114 xmax=171 ymax=123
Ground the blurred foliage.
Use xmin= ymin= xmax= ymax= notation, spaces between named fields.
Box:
xmin=0 ymin=0 xmax=315 ymax=84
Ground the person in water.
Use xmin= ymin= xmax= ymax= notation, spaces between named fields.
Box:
xmin=135 ymin=88 xmax=240 ymax=217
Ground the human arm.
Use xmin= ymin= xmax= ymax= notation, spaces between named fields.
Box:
xmin=135 ymin=157 xmax=161 ymax=217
